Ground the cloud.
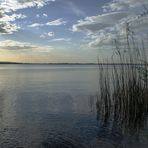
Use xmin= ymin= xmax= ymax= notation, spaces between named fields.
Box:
xmin=28 ymin=23 xmax=44 ymax=27
xmin=129 ymin=15 xmax=148 ymax=33
xmin=47 ymin=32 xmax=54 ymax=36
xmin=36 ymin=13 xmax=48 ymax=18
xmin=88 ymin=33 xmax=115 ymax=48
xmin=36 ymin=14 xmax=40 ymax=18
xmin=0 ymin=11 xmax=22 ymax=34
xmin=72 ymin=0 xmax=148 ymax=49
xmin=0 ymin=0 xmax=56 ymax=12
xmin=46 ymin=18 xmax=67 ymax=26
xmin=28 ymin=18 xmax=67 ymax=27
xmin=49 ymin=38 xmax=71 ymax=42
xmin=0 ymin=0 xmax=55 ymax=34
xmin=40 ymin=34 xmax=46 ymax=38
xmin=0 ymin=6 xmax=27 ymax=34
xmin=0 ymin=22 xmax=19 ymax=34
xmin=103 ymin=0 xmax=148 ymax=12
xmin=87 ymin=14 xmax=148 ymax=49
xmin=0 ymin=13 xmax=27 ymax=22
xmin=72 ymin=12 xmax=129 ymax=33
xmin=40 ymin=32 xmax=55 ymax=38
xmin=0 ymin=40 xmax=52 ymax=52
xmin=43 ymin=13 xmax=48 ymax=17
xmin=0 ymin=11 xmax=26 ymax=34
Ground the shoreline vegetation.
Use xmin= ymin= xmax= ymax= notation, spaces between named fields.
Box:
xmin=96 ymin=17 xmax=148 ymax=133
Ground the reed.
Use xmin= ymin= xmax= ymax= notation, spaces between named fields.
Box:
xmin=96 ymin=21 xmax=148 ymax=133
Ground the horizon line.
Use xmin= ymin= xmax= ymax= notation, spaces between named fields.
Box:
xmin=0 ymin=61 xmax=146 ymax=65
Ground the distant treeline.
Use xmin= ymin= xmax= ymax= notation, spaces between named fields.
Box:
xmin=0 ymin=62 xmax=146 ymax=65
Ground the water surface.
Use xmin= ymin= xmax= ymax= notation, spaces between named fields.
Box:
xmin=0 ymin=64 xmax=147 ymax=148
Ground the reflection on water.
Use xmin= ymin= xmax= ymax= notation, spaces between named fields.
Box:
xmin=96 ymin=81 xmax=148 ymax=148
xmin=0 ymin=65 xmax=147 ymax=148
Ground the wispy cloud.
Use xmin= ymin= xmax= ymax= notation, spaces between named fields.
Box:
xmin=49 ymin=38 xmax=71 ymax=42
xmin=103 ymin=0 xmax=148 ymax=12
xmin=43 ymin=13 xmax=48 ymax=17
xmin=40 ymin=32 xmax=55 ymax=38
xmin=65 ymin=1 xmax=85 ymax=17
xmin=0 ymin=40 xmax=53 ymax=52
xmin=40 ymin=34 xmax=46 ymax=38
xmin=36 ymin=14 xmax=40 ymax=18
xmin=46 ymin=18 xmax=67 ymax=26
xmin=36 ymin=13 xmax=48 ymax=18
xmin=0 ymin=0 xmax=56 ymax=12
xmin=28 ymin=18 xmax=67 ymax=28
xmin=28 ymin=23 xmax=44 ymax=28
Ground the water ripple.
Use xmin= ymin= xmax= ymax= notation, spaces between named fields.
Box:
xmin=41 ymin=132 xmax=88 ymax=148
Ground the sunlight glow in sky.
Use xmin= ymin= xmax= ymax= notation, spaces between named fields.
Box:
xmin=0 ymin=0 xmax=148 ymax=63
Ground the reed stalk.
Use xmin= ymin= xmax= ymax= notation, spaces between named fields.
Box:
xmin=96 ymin=21 xmax=148 ymax=133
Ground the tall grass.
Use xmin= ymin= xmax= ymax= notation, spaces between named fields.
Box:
xmin=96 ymin=22 xmax=148 ymax=133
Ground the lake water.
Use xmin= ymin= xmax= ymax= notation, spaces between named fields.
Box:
xmin=0 ymin=64 xmax=147 ymax=148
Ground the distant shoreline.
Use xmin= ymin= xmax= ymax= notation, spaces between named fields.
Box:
xmin=0 ymin=62 xmax=98 ymax=65
xmin=0 ymin=62 xmax=146 ymax=65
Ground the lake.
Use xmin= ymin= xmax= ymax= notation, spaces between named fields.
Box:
xmin=0 ymin=64 xmax=147 ymax=148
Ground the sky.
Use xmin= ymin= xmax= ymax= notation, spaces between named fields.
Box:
xmin=0 ymin=0 xmax=148 ymax=63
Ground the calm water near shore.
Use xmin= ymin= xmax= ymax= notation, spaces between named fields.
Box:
xmin=0 ymin=64 xmax=147 ymax=148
